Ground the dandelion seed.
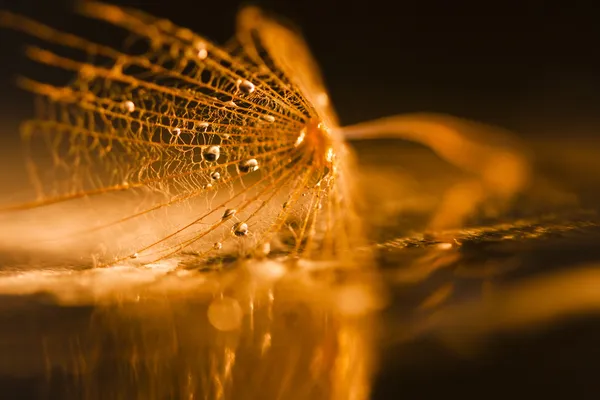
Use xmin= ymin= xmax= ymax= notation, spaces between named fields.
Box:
xmin=0 ymin=2 xmax=528 ymax=269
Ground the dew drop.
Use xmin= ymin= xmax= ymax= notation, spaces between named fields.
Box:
xmin=207 ymin=297 xmax=243 ymax=331
xmin=262 ymin=115 xmax=275 ymax=123
xmin=326 ymin=147 xmax=335 ymax=163
xmin=122 ymin=100 xmax=135 ymax=113
xmin=79 ymin=65 xmax=95 ymax=80
xmin=204 ymin=145 xmax=220 ymax=162
xmin=214 ymin=242 xmax=222 ymax=250
xmin=316 ymin=92 xmax=329 ymax=107
xmin=172 ymin=128 xmax=181 ymax=135
xmin=436 ymin=242 xmax=453 ymax=250
xmin=258 ymin=242 xmax=271 ymax=257
xmin=295 ymin=129 xmax=306 ymax=147
xmin=196 ymin=122 xmax=209 ymax=130
xmin=233 ymin=222 xmax=249 ymax=237
xmin=211 ymin=171 xmax=221 ymax=180
xmin=236 ymin=79 xmax=256 ymax=94
xmin=130 ymin=252 xmax=138 ymax=259
xmin=195 ymin=41 xmax=208 ymax=60
xmin=239 ymin=159 xmax=259 ymax=173
xmin=226 ymin=100 xmax=237 ymax=108
xmin=222 ymin=208 xmax=236 ymax=219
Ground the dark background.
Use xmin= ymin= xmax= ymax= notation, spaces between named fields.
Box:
xmin=1 ymin=1 xmax=600 ymax=399
xmin=1 ymin=0 xmax=599 ymax=138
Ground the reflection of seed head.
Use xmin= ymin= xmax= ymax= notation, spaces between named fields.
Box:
xmin=204 ymin=145 xmax=220 ymax=162
xmin=239 ymin=159 xmax=259 ymax=173
xmin=233 ymin=222 xmax=249 ymax=237
xmin=207 ymin=297 xmax=242 ymax=331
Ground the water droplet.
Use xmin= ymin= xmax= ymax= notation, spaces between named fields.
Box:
xmin=295 ymin=129 xmax=306 ymax=147
xmin=326 ymin=147 xmax=335 ymax=163
xmin=207 ymin=297 xmax=242 ymax=331
xmin=130 ymin=252 xmax=138 ymax=259
xmin=211 ymin=171 xmax=221 ymax=180
xmin=204 ymin=145 xmax=220 ymax=162
xmin=122 ymin=100 xmax=135 ymax=113
xmin=236 ymin=79 xmax=255 ymax=94
xmin=226 ymin=100 xmax=237 ymax=108
xmin=172 ymin=128 xmax=181 ymax=135
xmin=195 ymin=41 xmax=208 ymax=60
xmin=315 ymin=92 xmax=329 ymax=107
xmin=436 ymin=242 xmax=453 ymax=250
xmin=258 ymin=242 xmax=270 ymax=257
xmin=239 ymin=159 xmax=259 ymax=173
xmin=222 ymin=208 xmax=236 ymax=219
xmin=79 ymin=65 xmax=95 ymax=80
xmin=233 ymin=222 xmax=249 ymax=237
xmin=196 ymin=122 xmax=209 ymax=130
xmin=205 ymin=183 xmax=213 ymax=188
xmin=262 ymin=115 xmax=275 ymax=123
xmin=214 ymin=242 xmax=222 ymax=250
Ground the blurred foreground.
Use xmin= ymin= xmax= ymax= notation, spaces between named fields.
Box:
xmin=2 ymin=139 xmax=600 ymax=399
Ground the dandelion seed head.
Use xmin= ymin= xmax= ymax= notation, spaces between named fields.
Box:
xmin=0 ymin=2 xmax=370 ymax=267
